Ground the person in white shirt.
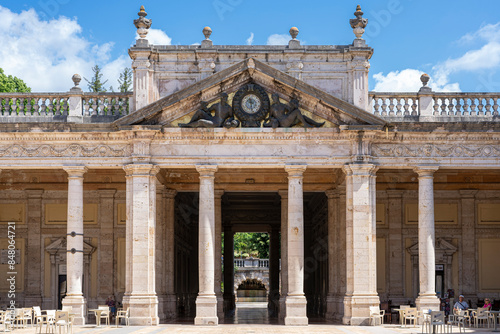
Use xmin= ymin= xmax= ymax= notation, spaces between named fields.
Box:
xmin=453 ymin=295 xmax=469 ymax=311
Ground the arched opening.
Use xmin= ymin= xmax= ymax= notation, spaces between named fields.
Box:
xmin=236 ymin=278 xmax=267 ymax=302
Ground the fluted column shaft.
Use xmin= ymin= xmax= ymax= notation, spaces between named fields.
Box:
xmin=284 ymin=165 xmax=308 ymax=326
xmin=62 ymin=166 xmax=87 ymax=325
xmin=325 ymin=189 xmax=338 ymax=319
xmin=415 ymin=166 xmax=440 ymax=311
xmin=214 ymin=190 xmax=224 ymax=319
xmin=195 ymin=165 xmax=218 ymax=325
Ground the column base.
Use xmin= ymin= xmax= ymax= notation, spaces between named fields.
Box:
xmin=325 ymin=294 xmax=337 ymax=320
xmin=122 ymin=294 xmax=159 ymax=325
xmin=216 ymin=293 xmax=224 ymax=320
xmin=163 ymin=294 xmax=177 ymax=319
xmin=62 ymin=295 xmax=86 ymax=325
xmin=279 ymin=296 xmax=286 ymax=324
xmin=194 ymin=295 xmax=218 ymax=325
xmin=284 ymin=295 xmax=308 ymax=326
xmin=416 ymin=294 xmax=440 ymax=312
xmin=342 ymin=294 xmax=380 ymax=325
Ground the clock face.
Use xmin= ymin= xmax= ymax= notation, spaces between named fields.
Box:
xmin=241 ymin=94 xmax=261 ymax=114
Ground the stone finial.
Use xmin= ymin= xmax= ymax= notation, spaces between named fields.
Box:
xmin=350 ymin=5 xmax=368 ymax=43
xmin=72 ymin=74 xmax=81 ymax=87
xmin=201 ymin=27 xmax=213 ymax=47
xmin=203 ymin=26 xmax=212 ymax=40
xmin=419 ymin=73 xmax=432 ymax=93
xmin=134 ymin=5 xmax=152 ymax=40
xmin=70 ymin=74 xmax=82 ymax=92
xmin=289 ymin=27 xmax=299 ymax=40
xmin=420 ymin=73 xmax=430 ymax=87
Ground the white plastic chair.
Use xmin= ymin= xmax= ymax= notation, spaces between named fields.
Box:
xmin=422 ymin=311 xmax=445 ymax=333
xmin=369 ymin=306 xmax=384 ymax=326
xmin=474 ymin=307 xmax=490 ymax=328
xmin=0 ymin=311 xmax=14 ymax=332
xmin=404 ymin=307 xmax=419 ymax=327
xmin=54 ymin=311 xmax=72 ymax=334
xmin=97 ymin=305 xmax=110 ymax=326
xmin=115 ymin=307 xmax=129 ymax=327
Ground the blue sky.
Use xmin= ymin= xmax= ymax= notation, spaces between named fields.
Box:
xmin=1 ymin=1 xmax=500 ymax=92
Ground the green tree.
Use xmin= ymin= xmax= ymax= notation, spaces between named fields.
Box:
xmin=84 ymin=65 xmax=108 ymax=92
xmin=0 ymin=68 xmax=31 ymax=93
xmin=118 ymin=67 xmax=133 ymax=92
xmin=233 ymin=232 xmax=269 ymax=259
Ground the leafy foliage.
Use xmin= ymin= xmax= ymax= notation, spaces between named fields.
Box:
xmin=84 ymin=65 xmax=108 ymax=92
xmin=234 ymin=232 xmax=270 ymax=259
xmin=0 ymin=68 xmax=31 ymax=93
xmin=118 ymin=67 xmax=133 ymax=92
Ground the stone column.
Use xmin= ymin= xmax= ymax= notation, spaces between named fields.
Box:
xmin=278 ymin=190 xmax=288 ymax=323
xmin=164 ymin=188 xmax=177 ymax=318
xmin=122 ymin=164 xmax=160 ymax=325
xmin=24 ymin=190 xmax=44 ymax=307
xmin=459 ymin=190 xmax=477 ymax=297
xmin=98 ymin=190 xmax=116 ymax=302
xmin=336 ymin=181 xmax=347 ymax=321
xmin=284 ymin=165 xmax=308 ymax=326
xmin=387 ymin=190 xmax=405 ymax=303
xmin=223 ymin=226 xmax=234 ymax=313
xmin=62 ymin=166 xmax=87 ymax=325
xmin=194 ymin=165 xmax=218 ymax=325
xmin=214 ymin=190 xmax=224 ymax=319
xmin=269 ymin=226 xmax=280 ymax=314
xmin=342 ymin=163 xmax=379 ymax=326
xmin=414 ymin=166 xmax=441 ymax=311
xmin=325 ymin=189 xmax=338 ymax=319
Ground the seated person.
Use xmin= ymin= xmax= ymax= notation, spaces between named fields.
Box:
xmin=454 ymin=295 xmax=469 ymax=311
xmin=483 ymin=298 xmax=492 ymax=310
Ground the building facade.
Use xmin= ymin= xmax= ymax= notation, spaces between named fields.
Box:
xmin=0 ymin=5 xmax=499 ymax=327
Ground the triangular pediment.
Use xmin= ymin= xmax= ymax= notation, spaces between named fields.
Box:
xmin=45 ymin=237 xmax=96 ymax=256
xmin=407 ymin=238 xmax=458 ymax=256
xmin=114 ymin=58 xmax=385 ymax=128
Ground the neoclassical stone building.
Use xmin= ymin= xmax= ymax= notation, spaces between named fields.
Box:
xmin=0 ymin=5 xmax=499 ymax=327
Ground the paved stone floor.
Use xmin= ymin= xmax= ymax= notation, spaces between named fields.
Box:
xmin=6 ymin=324 xmax=500 ymax=334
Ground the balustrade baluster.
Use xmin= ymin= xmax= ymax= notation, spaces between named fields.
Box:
xmin=493 ymin=98 xmax=499 ymax=116
xmin=485 ymin=98 xmax=492 ymax=116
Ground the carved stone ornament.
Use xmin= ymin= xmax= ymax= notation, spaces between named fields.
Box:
xmin=350 ymin=5 xmax=368 ymax=40
xmin=232 ymin=84 xmax=270 ymax=127
xmin=134 ymin=6 xmax=152 ymax=39
xmin=178 ymin=83 xmax=325 ymax=128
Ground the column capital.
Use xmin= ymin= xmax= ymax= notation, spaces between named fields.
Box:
xmin=98 ymin=189 xmax=117 ymax=198
xmin=414 ymin=165 xmax=439 ymax=177
xmin=386 ymin=189 xmax=404 ymax=199
xmin=196 ymin=164 xmax=218 ymax=177
xmin=278 ymin=189 xmax=288 ymax=199
xmin=459 ymin=189 xmax=478 ymax=198
xmin=26 ymin=189 xmax=44 ymax=199
xmin=63 ymin=166 xmax=88 ymax=177
xmin=343 ymin=163 xmax=378 ymax=176
xmin=214 ymin=189 xmax=224 ymax=199
xmin=285 ymin=164 xmax=307 ymax=177
xmin=325 ymin=188 xmax=339 ymax=199
xmin=163 ymin=188 xmax=177 ymax=199
xmin=123 ymin=163 xmax=160 ymax=176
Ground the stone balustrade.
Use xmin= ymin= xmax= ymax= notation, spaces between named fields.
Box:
xmin=234 ymin=258 xmax=270 ymax=268
xmin=370 ymin=92 xmax=500 ymax=121
xmin=0 ymin=92 xmax=132 ymax=122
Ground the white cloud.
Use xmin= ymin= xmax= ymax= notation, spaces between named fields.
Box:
xmin=266 ymin=34 xmax=289 ymax=45
xmin=0 ymin=6 xmax=132 ymax=92
xmin=246 ymin=32 xmax=254 ymax=46
xmin=373 ymin=23 xmax=500 ymax=92
xmin=135 ymin=28 xmax=172 ymax=46
xmin=373 ymin=69 xmax=460 ymax=92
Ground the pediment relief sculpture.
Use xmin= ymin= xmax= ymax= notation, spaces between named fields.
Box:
xmin=179 ymin=83 xmax=325 ymax=128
